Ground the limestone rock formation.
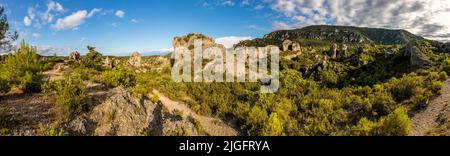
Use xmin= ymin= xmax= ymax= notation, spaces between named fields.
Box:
xmin=173 ymin=33 xmax=216 ymax=49
xmin=102 ymin=57 xmax=115 ymax=69
xmin=89 ymin=86 xmax=159 ymax=136
xmin=128 ymin=51 xmax=143 ymax=67
xmin=64 ymin=86 xmax=202 ymax=136
xmin=405 ymin=42 xmax=431 ymax=67
xmin=328 ymin=43 xmax=338 ymax=59
xmin=69 ymin=51 xmax=81 ymax=61
xmin=171 ymin=33 xmax=227 ymax=67
xmin=282 ymin=40 xmax=301 ymax=52
xmin=338 ymin=44 xmax=347 ymax=56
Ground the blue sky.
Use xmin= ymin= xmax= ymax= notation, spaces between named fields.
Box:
xmin=1 ymin=0 xmax=280 ymax=55
xmin=1 ymin=0 xmax=450 ymax=55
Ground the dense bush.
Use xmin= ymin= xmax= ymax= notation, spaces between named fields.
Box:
xmin=0 ymin=41 xmax=44 ymax=93
xmin=100 ymin=67 xmax=135 ymax=88
xmin=45 ymin=75 xmax=88 ymax=120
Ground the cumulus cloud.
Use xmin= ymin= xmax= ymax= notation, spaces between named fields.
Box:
xmin=88 ymin=8 xmax=102 ymax=18
xmin=23 ymin=16 xmax=32 ymax=26
xmin=115 ymin=10 xmax=125 ymax=18
xmin=258 ymin=0 xmax=450 ymax=41
xmin=215 ymin=36 xmax=253 ymax=49
xmin=54 ymin=10 xmax=88 ymax=30
xmin=43 ymin=1 xmax=65 ymax=22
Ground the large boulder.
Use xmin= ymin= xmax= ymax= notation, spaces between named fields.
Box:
xmin=328 ymin=43 xmax=338 ymax=59
xmin=404 ymin=42 xmax=431 ymax=67
xmin=282 ymin=40 xmax=301 ymax=52
xmin=282 ymin=40 xmax=293 ymax=51
xmin=65 ymin=86 xmax=202 ymax=136
xmin=128 ymin=51 xmax=143 ymax=67
xmin=89 ymin=86 xmax=160 ymax=136
xmin=102 ymin=57 xmax=115 ymax=69
xmin=69 ymin=51 xmax=81 ymax=61
xmin=338 ymin=44 xmax=347 ymax=56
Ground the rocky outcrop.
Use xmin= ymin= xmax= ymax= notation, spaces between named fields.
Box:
xmin=65 ymin=86 xmax=201 ymax=136
xmin=404 ymin=42 xmax=431 ymax=67
xmin=173 ymin=33 xmax=216 ymax=49
xmin=102 ymin=57 xmax=115 ymax=69
xmin=338 ymin=44 xmax=347 ymax=56
xmin=128 ymin=52 xmax=143 ymax=67
xmin=88 ymin=86 xmax=160 ymax=136
xmin=69 ymin=51 xmax=81 ymax=61
xmin=328 ymin=43 xmax=337 ymax=59
xmin=282 ymin=40 xmax=301 ymax=52
xmin=171 ymin=33 xmax=227 ymax=67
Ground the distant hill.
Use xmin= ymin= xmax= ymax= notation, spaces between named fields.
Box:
xmin=237 ymin=25 xmax=424 ymax=47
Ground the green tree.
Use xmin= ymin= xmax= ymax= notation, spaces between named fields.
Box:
xmin=82 ymin=46 xmax=103 ymax=69
xmin=0 ymin=6 xmax=18 ymax=52
xmin=0 ymin=41 xmax=43 ymax=93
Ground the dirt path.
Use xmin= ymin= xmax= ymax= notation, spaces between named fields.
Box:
xmin=410 ymin=79 xmax=450 ymax=136
xmin=151 ymin=90 xmax=238 ymax=136
xmin=42 ymin=62 xmax=69 ymax=81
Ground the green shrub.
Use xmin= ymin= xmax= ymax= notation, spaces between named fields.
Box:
xmin=377 ymin=107 xmax=411 ymax=136
xmin=430 ymin=80 xmax=444 ymax=94
xmin=351 ymin=118 xmax=376 ymax=136
xmin=53 ymin=75 xmax=88 ymax=120
xmin=38 ymin=124 xmax=65 ymax=136
xmin=261 ymin=113 xmax=284 ymax=136
xmin=0 ymin=107 xmax=7 ymax=128
xmin=438 ymin=71 xmax=448 ymax=81
xmin=319 ymin=69 xmax=338 ymax=85
xmin=100 ymin=67 xmax=135 ymax=88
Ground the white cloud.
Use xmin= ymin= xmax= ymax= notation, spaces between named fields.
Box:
xmin=253 ymin=4 xmax=264 ymax=10
xmin=43 ymin=1 xmax=65 ymax=23
xmin=88 ymin=8 xmax=102 ymax=18
xmin=115 ymin=10 xmax=125 ymax=18
xmin=54 ymin=10 xmax=88 ymax=30
xmin=215 ymin=36 xmax=253 ymax=49
xmin=272 ymin=21 xmax=292 ymax=30
xmin=131 ymin=19 xmax=140 ymax=23
xmin=32 ymin=33 xmax=41 ymax=38
xmin=111 ymin=23 xmax=117 ymax=27
xmin=263 ymin=0 xmax=450 ymax=41
xmin=27 ymin=7 xmax=36 ymax=19
xmin=24 ymin=16 xmax=32 ymax=26
xmin=47 ymin=1 xmax=64 ymax=12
